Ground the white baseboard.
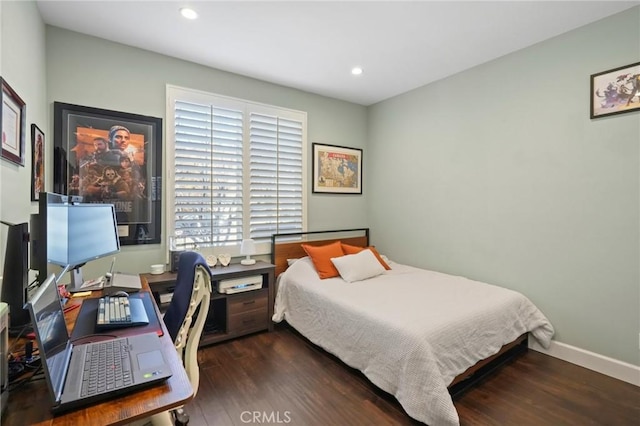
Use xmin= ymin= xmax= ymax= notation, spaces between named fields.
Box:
xmin=528 ymin=337 xmax=640 ymax=387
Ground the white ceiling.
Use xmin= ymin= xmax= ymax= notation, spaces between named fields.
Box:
xmin=36 ymin=1 xmax=639 ymax=106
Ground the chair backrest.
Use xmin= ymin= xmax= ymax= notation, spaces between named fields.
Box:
xmin=163 ymin=251 xmax=212 ymax=395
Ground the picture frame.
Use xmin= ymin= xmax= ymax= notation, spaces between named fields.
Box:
xmin=312 ymin=143 xmax=362 ymax=194
xmin=1 ymin=78 xmax=26 ymax=166
xmin=53 ymin=102 xmax=162 ymax=245
xmin=590 ymin=61 xmax=640 ymax=118
xmin=31 ymin=124 xmax=45 ymax=201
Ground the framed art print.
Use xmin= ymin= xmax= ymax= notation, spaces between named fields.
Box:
xmin=53 ymin=102 xmax=162 ymax=245
xmin=1 ymin=78 xmax=26 ymax=166
xmin=312 ymin=143 xmax=362 ymax=194
xmin=590 ymin=61 xmax=640 ymax=118
xmin=31 ymin=124 xmax=45 ymax=201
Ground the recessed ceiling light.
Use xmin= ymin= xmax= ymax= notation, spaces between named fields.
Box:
xmin=351 ymin=67 xmax=363 ymax=76
xmin=180 ymin=7 xmax=198 ymax=20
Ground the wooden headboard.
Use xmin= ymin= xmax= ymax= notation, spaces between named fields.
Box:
xmin=271 ymin=228 xmax=369 ymax=277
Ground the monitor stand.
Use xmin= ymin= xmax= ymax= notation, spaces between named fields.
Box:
xmin=68 ymin=265 xmax=107 ymax=293
xmin=70 ymin=267 xmax=84 ymax=291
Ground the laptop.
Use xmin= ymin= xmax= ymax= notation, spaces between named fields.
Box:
xmin=25 ymin=274 xmax=172 ymax=413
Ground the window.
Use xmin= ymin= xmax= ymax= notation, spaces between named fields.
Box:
xmin=166 ymin=86 xmax=307 ymax=252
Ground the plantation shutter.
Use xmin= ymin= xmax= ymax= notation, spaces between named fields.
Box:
xmin=173 ymin=100 xmax=244 ymax=249
xmin=168 ymin=86 xmax=306 ymax=251
xmin=249 ymin=113 xmax=304 ymax=241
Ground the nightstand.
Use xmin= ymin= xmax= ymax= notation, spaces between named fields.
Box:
xmin=142 ymin=260 xmax=275 ymax=347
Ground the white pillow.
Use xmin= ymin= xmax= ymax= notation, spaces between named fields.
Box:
xmin=331 ymin=249 xmax=385 ymax=282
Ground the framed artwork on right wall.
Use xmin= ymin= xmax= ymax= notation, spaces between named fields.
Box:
xmin=590 ymin=61 xmax=640 ymax=118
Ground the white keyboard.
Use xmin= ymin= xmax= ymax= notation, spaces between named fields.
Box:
xmin=97 ymin=296 xmax=132 ymax=326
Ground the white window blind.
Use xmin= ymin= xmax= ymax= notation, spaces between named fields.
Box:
xmin=249 ymin=113 xmax=304 ymax=240
xmin=168 ymin=86 xmax=306 ymax=251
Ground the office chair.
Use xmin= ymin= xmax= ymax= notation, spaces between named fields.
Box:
xmin=135 ymin=251 xmax=213 ymax=426
xmin=165 ymin=252 xmax=212 ymax=410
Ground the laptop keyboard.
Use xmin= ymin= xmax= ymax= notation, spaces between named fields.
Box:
xmin=97 ymin=296 xmax=132 ymax=326
xmin=81 ymin=339 xmax=133 ymax=397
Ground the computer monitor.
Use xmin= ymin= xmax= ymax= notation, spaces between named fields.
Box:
xmin=49 ymin=203 xmax=121 ymax=290
xmin=30 ymin=192 xmax=120 ymax=289
xmin=30 ymin=192 xmax=81 ymax=285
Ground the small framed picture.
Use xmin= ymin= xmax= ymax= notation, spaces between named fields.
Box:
xmin=590 ymin=61 xmax=640 ymax=118
xmin=312 ymin=143 xmax=362 ymax=194
xmin=1 ymin=78 xmax=26 ymax=166
xmin=31 ymin=124 xmax=45 ymax=201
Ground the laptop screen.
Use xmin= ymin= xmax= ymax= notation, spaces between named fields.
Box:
xmin=26 ymin=274 xmax=72 ymax=402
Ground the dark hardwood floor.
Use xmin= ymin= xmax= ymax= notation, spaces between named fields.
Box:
xmin=182 ymin=325 xmax=640 ymax=425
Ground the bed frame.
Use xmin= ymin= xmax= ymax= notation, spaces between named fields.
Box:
xmin=271 ymin=228 xmax=369 ymax=277
xmin=270 ymin=228 xmax=527 ymax=395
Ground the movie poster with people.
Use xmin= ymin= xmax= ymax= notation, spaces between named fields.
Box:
xmin=54 ymin=102 xmax=162 ymax=245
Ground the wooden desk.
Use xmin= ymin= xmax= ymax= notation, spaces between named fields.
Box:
xmin=143 ymin=261 xmax=275 ymax=346
xmin=1 ymin=276 xmax=193 ymax=426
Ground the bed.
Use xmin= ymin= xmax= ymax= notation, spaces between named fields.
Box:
xmin=271 ymin=229 xmax=554 ymax=426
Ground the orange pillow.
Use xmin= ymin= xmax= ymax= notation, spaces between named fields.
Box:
xmin=302 ymin=241 xmax=345 ymax=279
xmin=341 ymin=243 xmax=391 ymax=270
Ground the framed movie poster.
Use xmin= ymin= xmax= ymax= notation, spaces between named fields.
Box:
xmin=53 ymin=102 xmax=162 ymax=245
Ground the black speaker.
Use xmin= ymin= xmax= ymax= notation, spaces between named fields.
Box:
xmin=1 ymin=222 xmax=30 ymax=332
xmin=169 ymin=250 xmax=182 ymax=272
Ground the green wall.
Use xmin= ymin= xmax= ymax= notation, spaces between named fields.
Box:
xmin=368 ymin=7 xmax=639 ymax=365
xmin=0 ymin=1 xmax=47 ymax=286
xmin=43 ymin=26 xmax=369 ymax=278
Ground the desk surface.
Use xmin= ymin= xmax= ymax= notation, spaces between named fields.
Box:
xmin=2 ymin=276 xmax=193 ymax=426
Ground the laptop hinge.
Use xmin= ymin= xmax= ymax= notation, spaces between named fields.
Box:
xmin=55 ymin=341 xmax=74 ymax=403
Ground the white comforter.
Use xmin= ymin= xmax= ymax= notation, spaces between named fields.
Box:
xmin=273 ymin=257 xmax=554 ymax=426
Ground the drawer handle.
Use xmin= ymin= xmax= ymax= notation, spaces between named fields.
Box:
xmin=242 ymin=319 xmax=256 ymax=324
xmin=243 ymin=300 xmax=256 ymax=306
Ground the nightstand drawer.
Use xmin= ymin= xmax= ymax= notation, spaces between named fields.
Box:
xmin=229 ymin=310 xmax=269 ymax=333
xmin=228 ymin=290 xmax=268 ymax=315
